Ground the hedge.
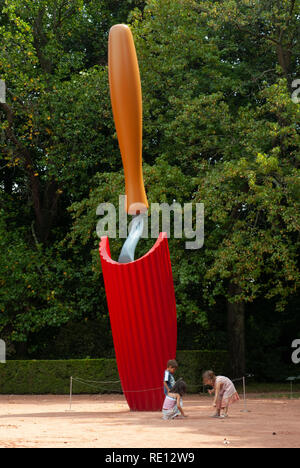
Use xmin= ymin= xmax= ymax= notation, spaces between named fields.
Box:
xmin=0 ymin=350 xmax=229 ymax=394
xmin=176 ymin=350 xmax=230 ymax=392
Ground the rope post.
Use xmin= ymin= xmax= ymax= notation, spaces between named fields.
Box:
xmin=66 ymin=376 xmax=75 ymax=412
xmin=287 ymin=377 xmax=296 ymax=400
xmin=70 ymin=376 xmax=73 ymax=410
xmin=240 ymin=376 xmax=250 ymax=413
xmin=290 ymin=380 xmax=293 ymax=400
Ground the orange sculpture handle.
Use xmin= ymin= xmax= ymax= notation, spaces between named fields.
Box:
xmin=108 ymin=24 xmax=149 ymax=215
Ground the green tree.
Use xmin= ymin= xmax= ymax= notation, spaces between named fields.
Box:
xmin=129 ymin=0 xmax=300 ymax=375
xmin=198 ymin=0 xmax=299 ymax=89
xmin=0 ymin=0 xmax=145 ymax=353
xmin=1 ymin=0 xmax=142 ymax=243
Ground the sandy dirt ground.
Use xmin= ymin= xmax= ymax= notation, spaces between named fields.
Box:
xmin=0 ymin=394 xmax=299 ymax=448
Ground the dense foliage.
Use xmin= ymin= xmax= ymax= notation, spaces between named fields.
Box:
xmin=0 ymin=0 xmax=299 ymax=379
xmin=0 ymin=351 xmax=229 ymax=394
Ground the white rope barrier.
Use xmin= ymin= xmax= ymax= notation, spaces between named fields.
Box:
xmin=73 ymin=377 xmax=121 ymax=385
xmin=67 ymin=374 xmax=254 ymax=411
xmin=286 ymin=376 xmax=300 ymax=399
xmin=233 ymin=375 xmax=254 ymax=412
xmin=67 ymin=377 xmax=167 ymax=410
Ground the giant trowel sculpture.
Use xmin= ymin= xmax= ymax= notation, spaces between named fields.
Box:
xmin=99 ymin=24 xmax=177 ymax=411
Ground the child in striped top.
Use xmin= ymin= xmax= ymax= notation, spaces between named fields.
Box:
xmin=163 ymin=359 xmax=178 ymax=396
xmin=162 ymin=380 xmax=187 ymax=420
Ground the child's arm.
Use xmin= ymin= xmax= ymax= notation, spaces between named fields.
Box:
xmin=213 ymin=382 xmax=223 ymax=407
xmin=176 ymin=394 xmax=187 ymax=417
xmin=163 ymin=381 xmax=170 ymax=394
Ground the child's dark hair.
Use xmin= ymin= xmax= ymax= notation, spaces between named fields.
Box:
xmin=167 ymin=359 xmax=178 ymax=369
xmin=170 ymin=379 xmax=186 ymax=396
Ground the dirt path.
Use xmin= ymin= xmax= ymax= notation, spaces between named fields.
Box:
xmin=0 ymin=394 xmax=299 ymax=448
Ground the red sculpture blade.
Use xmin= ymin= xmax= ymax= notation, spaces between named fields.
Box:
xmin=100 ymin=233 xmax=177 ymax=411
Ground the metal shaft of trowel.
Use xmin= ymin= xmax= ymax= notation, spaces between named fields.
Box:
xmin=118 ymin=212 xmax=144 ymax=263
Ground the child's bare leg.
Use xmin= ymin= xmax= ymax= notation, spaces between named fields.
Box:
xmin=211 ymin=407 xmax=221 ymax=417
xmin=221 ymin=405 xmax=229 ymax=418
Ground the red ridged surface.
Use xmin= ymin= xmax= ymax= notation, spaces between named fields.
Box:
xmin=99 ymin=233 xmax=177 ymax=411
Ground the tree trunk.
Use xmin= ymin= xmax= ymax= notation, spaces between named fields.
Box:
xmin=0 ymin=101 xmax=60 ymax=244
xmin=227 ymin=283 xmax=245 ymax=378
xmin=3 ymin=167 xmax=13 ymax=195
xmin=15 ymin=341 xmax=28 ymax=359
xmin=277 ymin=44 xmax=292 ymax=89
